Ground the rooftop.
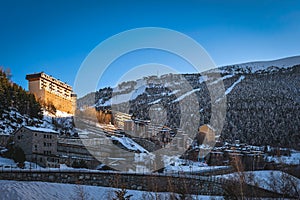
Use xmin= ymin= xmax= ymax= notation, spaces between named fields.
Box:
xmin=24 ymin=126 xmax=59 ymax=134
xmin=26 ymin=72 xmax=72 ymax=90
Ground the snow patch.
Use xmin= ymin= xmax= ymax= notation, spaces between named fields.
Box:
xmin=266 ymin=151 xmax=300 ymax=165
xmin=225 ymin=75 xmax=245 ymax=95
xmin=218 ymin=170 xmax=300 ymax=196
xmin=111 ymin=136 xmax=149 ymax=153
xmin=172 ymin=88 xmax=201 ymax=103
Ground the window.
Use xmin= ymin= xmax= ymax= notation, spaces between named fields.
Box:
xmin=43 ymin=143 xmax=52 ymax=147
xmin=43 ymin=150 xmax=51 ymax=155
xmin=34 ymin=145 xmax=37 ymax=151
xmin=17 ymin=136 xmax=21 ymax=140
xmin=35 ymin=133 xmax=37 ymax=136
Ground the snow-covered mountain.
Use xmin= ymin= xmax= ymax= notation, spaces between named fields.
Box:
xmin=78 ymin=56 xmax=300 ymax=149
xmin=213 ymin=55 xmax=300 ymax=74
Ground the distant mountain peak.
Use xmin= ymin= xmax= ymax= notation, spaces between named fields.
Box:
xmin=215 ymin=55 xmax=300 ymax=74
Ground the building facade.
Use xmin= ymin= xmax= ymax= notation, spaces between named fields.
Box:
xmin=57 ymin=137 xmax=101 ymax=169
xmin=26 ymin=72 xmax=77 ymax=114
xmin=124 ymin=119 xmax=150 ymax=138
xmin=114 ymin=111 xmax=132 ymax=129
xmin=13 ymin=126 xmax=59 ymax=168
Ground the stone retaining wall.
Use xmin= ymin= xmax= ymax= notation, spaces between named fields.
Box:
xmin=0 ymin=170 xmax=282 ymax=198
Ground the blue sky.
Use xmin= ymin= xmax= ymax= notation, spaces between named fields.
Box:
xmin=0 ymin=0 xmax=300 ymax=97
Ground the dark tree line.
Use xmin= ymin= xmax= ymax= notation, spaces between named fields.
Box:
xmin=0 ymin=67 xmax=42 ymax=119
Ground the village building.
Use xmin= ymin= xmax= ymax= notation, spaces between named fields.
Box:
xmin=207 ymin=142 xmax=266 ymax=170
xmin=186 ymin=124 xmax=216 ymax=162
xmin=26 ymin=72 xmax=77 ymax=114
xmin=158 ymin=126 xmax=175 ymax=145
xmin=124 ymin=119 xmax=150 ymax=138
xmin=57 ymin=137 xmax=101 ymax=169
xmin=113 ymin=112 xmax=132 ymax=129
xmin=13 ymin=126 xmax=60 ymax=168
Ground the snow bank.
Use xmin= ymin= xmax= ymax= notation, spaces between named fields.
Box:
xmin=217 ymin=170 xmax=300 ymax=196
xmin=266 ymin=151 xmax=300 ymax=165
xmin=0 ymin=180 xmax=222 ymax=200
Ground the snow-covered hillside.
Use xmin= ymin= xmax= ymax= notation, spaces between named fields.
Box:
xmin=0 ymin=108 xmax=76 ymax=136
xmin=0 ymin=109 xmax=41 ymax=135
xmin=78 ymin=56 xmax=300 ymax=149
xmin=85 ymin=56 xmax=300 ymax=110
xmin=218 ymin=170 xmax=300 ymax=198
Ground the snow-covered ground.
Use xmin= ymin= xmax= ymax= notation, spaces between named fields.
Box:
xmin=42 ymin=110 xmax=76 ymax=135
xmin=0 ymin=109 xmax=39 ymax=135
xmin=0 ymin=156 xmax=43 ymax=170
xmin=0 ymin=156 xmax=16 ymax=167
xmin=217 ymin=170 xmax=300 ymax=197
xmin=0 ymin=108 xmax=76 ymax=138
xmin=266 ymin=150 xmax=300 ymax=165
xmin=164 ymin=158 xmax=229 ymax=173
xmin=0 ymin=155 xmax=102 ymax=172
xmin=111 ymin=136 xmax=149 ymax=153
xmin=0 ymin=180 xmax=223 ymax=200
xmin=43 ymin=110 xmax=73 ymax=118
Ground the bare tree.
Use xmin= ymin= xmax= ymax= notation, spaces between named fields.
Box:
xmin=71 ymin=184 xmax=91 ymax=200
xmin=267 ymin=171 xmax=300 ymax=199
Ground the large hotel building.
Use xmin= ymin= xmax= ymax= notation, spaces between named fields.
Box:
xmin=26 ymin=72 xmax=77 ymax=114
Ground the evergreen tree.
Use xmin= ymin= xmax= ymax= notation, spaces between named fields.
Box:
xmin=0 ymin=67 xmax=43 ymax=120
xmin=13 ymin=146 xmax=26 ymax=164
